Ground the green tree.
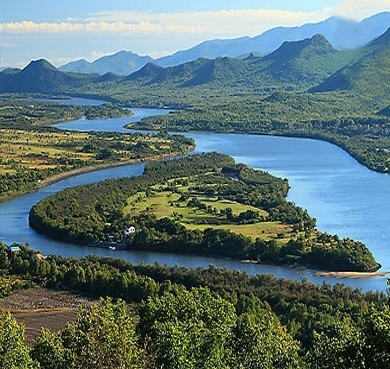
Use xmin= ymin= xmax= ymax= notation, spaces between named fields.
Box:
xmin=33 ymin=298 xmax=142 ymax=369
xmin=231 ymin=311 xmax=302 ymax=368
xmin=31 ymin=328 xmax=73 ymax=369
xmin=0 ymin=312 xmax=37 ymax=369
xmin=138 ymin=287 xmax=236 ymax=368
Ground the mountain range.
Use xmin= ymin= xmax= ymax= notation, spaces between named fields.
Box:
xmin=312 ymin=27 xmax=390 ymax=94
xmin=1 ymin=25 xmax=390 ymax=100
xmin=59 ymin=50 xmax=153 ymax=76
xmin=126 ymin=34 xmax=362 ymax=89
xmin=57 ymin=12 xmax=390 ymax=76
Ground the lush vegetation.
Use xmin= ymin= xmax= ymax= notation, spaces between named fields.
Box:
xmin=127 ymin=93 xmax=390 ymax=173
xmin=3 ymin=30 xmax=390 ymax=175
xmin=2 ymin=29 xmax=390 ymax=367
xmin=29 ymin=153 xmax=378 ymax=271
xmin=0 ymin=242 xmax=389 ymax=368
xmin=0 ymin=97 xmax=194 ymax=200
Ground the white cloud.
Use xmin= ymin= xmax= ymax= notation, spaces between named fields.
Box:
xmin=0 ymin=8 xmax=334 ymax=38
xmin=336 ymin=0 xmax=390 ymax=20
xmin=0 ymin=20 xmax=164 ymax=35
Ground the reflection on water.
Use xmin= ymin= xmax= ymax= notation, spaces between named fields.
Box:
xmin=1 ymin=98 xmax=389 ymax=292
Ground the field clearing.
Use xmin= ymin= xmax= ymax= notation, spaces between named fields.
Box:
xmin=0 ymin=128 xmax=188 ymax=174
xmin=0 ymin=126 xmax=194 ymax=199
xmin=125 ymin=189 xmax=292 ymax=240
xmin=13 ymin=309 xmax=79 ymax=346
xmin=184 ymin=221 xmax=292 ymax=240
xmin=0 ymin=288 xmax=97 ymax=346
xmin=0 ymin=129 xmax=94 ymax=173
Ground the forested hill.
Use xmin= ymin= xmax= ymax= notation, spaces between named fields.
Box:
xmin=123 ymin=34 xmax=360 ymax=89
xmin=0 ymin=33 xmax=362 ymax=93
xmin=0 ymin=59 xmax=96 ymax=93
xmin=29 ymin=153 xmax=379 ymax=272
xmin=311 ymin=27 xmax=390 ymax=99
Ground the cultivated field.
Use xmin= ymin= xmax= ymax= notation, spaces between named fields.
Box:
xmin=0 ymin=128 xmax=175 ymax=175
xmin=0 ymin=288 xmax=97 ymax=345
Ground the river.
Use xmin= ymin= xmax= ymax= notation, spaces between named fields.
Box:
xmin=1 ymin=97 xmax=389 ymax=292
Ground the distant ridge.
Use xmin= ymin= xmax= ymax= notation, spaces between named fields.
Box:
xmin=154 ymin=12 xmax=390 ymax=67
xmin=60 ymin=50 xmax=154 ymax=76
xmin=57 ymin=12 xmax=390 ymax=75
xmin=3 ymin=26 xmax=390 ymax=98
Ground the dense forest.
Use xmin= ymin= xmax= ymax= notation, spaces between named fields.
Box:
xmin=0 ymin=242 xmax=389 ymax=368
xmin=29 ymin=153 xmax=379 ymax=271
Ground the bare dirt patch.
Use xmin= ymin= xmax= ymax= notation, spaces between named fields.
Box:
xmin=0 ymin=288 xmax=97 ymax=345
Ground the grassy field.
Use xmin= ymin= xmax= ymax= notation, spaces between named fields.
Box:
xmin=0 ymin=126 xmax=194 ymax=201
xmin=0 ymin=288 xmax=97 ymax=346
xmin=0 ymin=129 xmax=179 ymax=175
xmin=0 ymin=129 xmax=93 ymax=174
xmin=124 ymin=182 xmax=293 ymax=241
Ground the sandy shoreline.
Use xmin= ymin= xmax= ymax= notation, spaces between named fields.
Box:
xmin=315 ymin=271 xmax=389 ymax=279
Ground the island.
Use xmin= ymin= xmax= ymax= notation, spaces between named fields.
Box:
xmin=29 ymin=152 xmax=379 ymax=272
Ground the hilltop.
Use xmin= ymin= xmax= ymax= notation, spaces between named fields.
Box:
xmin=59 ymin=50 xmax=154 ymax=76
xmin=311 ymin=27 xmax=390 ymax=102
xmin=0 ymin=59 xmax=96 ymax=93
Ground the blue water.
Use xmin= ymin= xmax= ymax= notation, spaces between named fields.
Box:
xmin=55 ymin=107 xmax=171 ymax=133
xmin=1 ymin=97 xmax=389 ymax=292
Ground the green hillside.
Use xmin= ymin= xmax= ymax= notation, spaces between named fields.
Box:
xmin=122 ymin=34 xmax=359 ymax=90
xmin=0 ymin=59 xmax=96 ymax=93
xmin=311 ymin=28 xmax=390 ymax=104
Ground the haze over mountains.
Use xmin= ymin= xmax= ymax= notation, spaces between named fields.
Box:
xmin=1 ymin=14 xmax=390 ymax=101
xmin=126 ymin=34 xmax=362 ymax=89
xmin=57 ymin=12 xmax=390 ymax=76
xmin=59 ymin=51 xmax=154 ymax=76
xmin=312 ymin=27 xmax=390 ymax=95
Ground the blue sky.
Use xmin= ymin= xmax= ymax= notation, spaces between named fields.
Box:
xmin=1 ymin=0 xmax=389 ymax=67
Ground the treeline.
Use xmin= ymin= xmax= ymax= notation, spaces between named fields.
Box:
xmin=129 ymin=214 xmax=377 ymax=271
xmin=29 ymin=153 xmax=379 ymax=271
xmin=132 ymin=94 xmax=390 ymax=173
xmin=0 ymin=243 xmax=389 ymax=368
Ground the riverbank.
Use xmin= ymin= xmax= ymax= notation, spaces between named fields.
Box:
xmin=129 ymin=123 xmax=390 ymax=173
xmin=315 ymin=271 xmax=389 ymax=279
xmin=0 ymin=146 xmax=195 ymax=203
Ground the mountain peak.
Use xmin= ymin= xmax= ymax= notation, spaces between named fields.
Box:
xmin=60 ymin=50 xmax=154 ymax=75
xmin=264 ymin=34 xmax=334 ymax=64
xmin=23 ymin=59 xmax=58 ymax=72
xmin=244 ymin=52 xmax=256 ymax=60
xmin=310 ymin=34 xmax=333 ymax=47
xmin=125 ymin=62 xmax=164 ymax=81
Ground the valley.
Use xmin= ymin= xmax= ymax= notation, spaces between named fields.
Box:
xmin=1 ymin=7 xmax=390 ymax=367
